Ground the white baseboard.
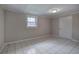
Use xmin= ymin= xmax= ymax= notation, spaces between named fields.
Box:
xmin=0 ymin=44 xmax=7 ymax=53
xmin=6 ymin=35 xmax=79 ymax=45
xmin=52 ymin=36 xmax=79 ymax=43
xmin=6 ymin=34 xmax=50 ymax=45
xmin=70 ymin=38 xmax=79 ymax=42
xmin=0 ymin=34 xmax=50 ymax=53
xmin=1 ymin=35 xmax=79 ymax=53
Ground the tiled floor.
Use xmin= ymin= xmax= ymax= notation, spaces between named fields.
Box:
xmin=2 ymin=37 xmax=79 ymax=54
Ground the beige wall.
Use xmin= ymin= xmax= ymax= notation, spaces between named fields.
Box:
xmin=24 ymin=16 xmax=51 ymax=39
xmin=0 ymin=9 xmax=4 ymax=48
xmin=52 ymin=18 xmax=59 ymax=37
xmin=72 ymin=13 xmax=79 ymax=41
xmin=5 ymin=11 xmax=79 ymax=42
xmin=52 ymin=14 xmax=79 ymax=42
xmin=4 ymin=10 xmax=79 ymax=42
xmin=59 ymin=16 xmax=72 ymax=39
xmin=52 ymin=16 xmax=72 ymax=39
xmin=5 ymin=11 xmax=24 ymax=42
xmin=5 ymin=11 xmax=51 ymax=42
xmin=58 ymin=14 xmax=79 ymax=41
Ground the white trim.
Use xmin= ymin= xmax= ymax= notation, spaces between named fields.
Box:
xmin=0 ymin=43 xmax=7 ymax=53
xmin=70 ymin=38 xmax=79 ymax=43
xmin=0 ymin=34 xmax=50 ymax=53
xmin=7 ymin=35 xmax=79 ymax=44
xmin=1 ymin=35 xmax=79 ymax=53
xmin=53 ymin=36 xmax=79 ymax=43
xmin=6 ymin=34 xmax=50 ymax=45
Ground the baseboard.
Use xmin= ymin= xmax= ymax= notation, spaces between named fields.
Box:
xmin=53 ymin=36 xmax=79 ymax=43
xmin=70 ymin=38 xmax=79 ymax=43
xmin=4 ymin=35 xmax=79 ymax=45
xmin=5 ymin=34 xmax=51 ymax=45
xmin=61 ymin=37 xmax=79 ymax=43
xmin=0 ymin=43 xmax=7 ymax=53
xmin=2 ymin=35 xmax=79 ymax=53
xmin=0 ymin=34 xmax=50 ymax=53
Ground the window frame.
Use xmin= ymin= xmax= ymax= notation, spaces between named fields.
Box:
xmin=25 ymin=16 xmax=38 ymax=29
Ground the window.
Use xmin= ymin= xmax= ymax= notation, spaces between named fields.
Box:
xmin=25 ymin=16 xmax=37 ymax=28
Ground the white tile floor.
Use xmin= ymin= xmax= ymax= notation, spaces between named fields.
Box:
xmin=2 ymin=37 xmax=79 ymax=54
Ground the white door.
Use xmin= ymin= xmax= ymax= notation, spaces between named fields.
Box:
xmin=59 ymin=16 xmax=72 ymax=39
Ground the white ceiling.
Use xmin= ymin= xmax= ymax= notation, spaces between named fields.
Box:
xmin=1 ymin=4 xmax=79 ymax=17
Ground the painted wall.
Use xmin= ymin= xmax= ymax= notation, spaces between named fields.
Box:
xmin=72 ymin=13 xmax=79 ymax=41
xmin=52 ymin=16 xmax=72 ymax=39
xmin=4 ymin=10 xmax=79 ymax=42
xmin=59 ymin=16 xmax=72 ymax=39
xmin=5 ymin=11 xmax=24 ymax=42
xmin=52 ymin=18 xmax=59 ymax=37
xmin=24 ymin=16 xmax=51 ymax=39
xmin=0 ymin=9 xmax=4 ymax=48
xmin=5 ymin=11 xmax=51 ymax=42
xmin=52 ymin=14 xmax=79 ymax=42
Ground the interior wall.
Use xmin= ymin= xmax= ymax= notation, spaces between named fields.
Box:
xmin=24 ymin=16 xmax=51 ymax=39
xmin=5 ymin=11 xmax=24 ymax=42
xmin=52 ymin=13 xmax=79 ymax=42
xmin=52 ymin=18 xmax=59 ymax=37
xmin=59 ymin=16 xmax=72 ymax=39
xmin=5 ymin=11 xmax=51 ymax=42
xmin=4 ymin=10 xmax=79 ymax=42
xmin=0 ymin=8 xmax=4 ymax=48
xmin=72 ymin=13 xmax=79 ymax=41
xmin=52 ymin=16 xmax=72 ymax=39
xmin=5 ymin=10 xmax=79 ymax=43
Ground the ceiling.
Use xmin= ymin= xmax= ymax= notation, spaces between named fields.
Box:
xmin=1 ymin=4 xmax=79 ymax=17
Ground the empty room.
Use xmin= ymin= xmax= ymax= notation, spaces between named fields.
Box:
xmin=0 ymin=4 xmax=79 ymax=54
